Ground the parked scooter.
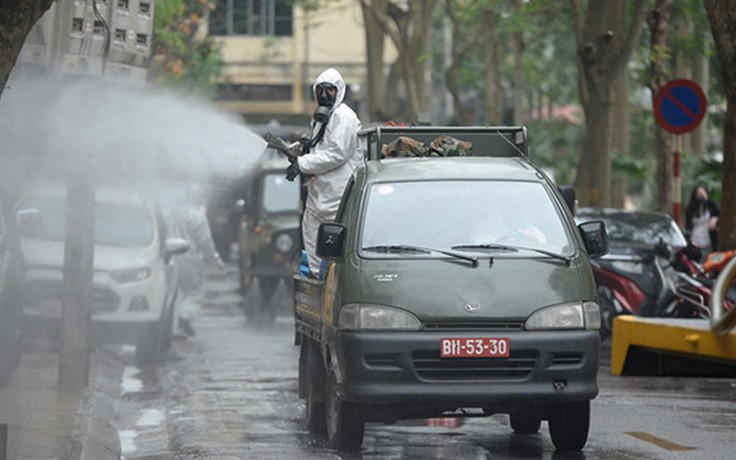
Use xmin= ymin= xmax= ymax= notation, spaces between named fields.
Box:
xmin=664 ymin=249 xmax=736 ymax=318
xmin=592 ymin=241 xmax=677 ymax=336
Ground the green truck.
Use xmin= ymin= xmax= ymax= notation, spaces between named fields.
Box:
xmin=293 ymin=126 xmax=608 ymax=452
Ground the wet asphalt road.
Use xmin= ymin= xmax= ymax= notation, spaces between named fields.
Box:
xmin=114 ymin=268 xmax=736 ymax=460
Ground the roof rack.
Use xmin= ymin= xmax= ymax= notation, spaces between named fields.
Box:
xmin=358 ymin=126 xmax=529 ymax=161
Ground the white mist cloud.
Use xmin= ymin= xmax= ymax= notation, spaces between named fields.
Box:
xmin=0 ymin=71 xmax=267 ymax=193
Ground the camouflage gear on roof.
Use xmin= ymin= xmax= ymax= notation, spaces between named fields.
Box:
xmin=428 ymin=135 xmax=473 ymax=157
xmin=381 ymin=135 xmax=473 ymax=158
xmin=381 ymin=136 xmax=428 ymax=158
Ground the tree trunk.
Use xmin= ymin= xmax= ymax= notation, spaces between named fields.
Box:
xmin=690 ymin=29 xmax=709 ymax=157
xmin=611 ymin=70 xmax=630 ymax=208
xmin=361 ymin=0 xmax=387 ymax=122
xmin=704 ymin=0 xmax=736 ymax=250
xmin=0 ymin=0 xmax=54 ymax=100
xmin=571 ymin=0 xmax=647 ymax=207
xmin=647 ymin=0 xmax=675 ymax=215
xmin=445 ymin=0 xmax=475 ymax=125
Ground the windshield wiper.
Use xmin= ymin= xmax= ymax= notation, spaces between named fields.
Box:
xmin=363 ymin=244 xmax=478 ymax=267
xmin=452 ymin=244 xmax=519 ymax=252
xmin=452 ymin=243 xmax=570 ymax=264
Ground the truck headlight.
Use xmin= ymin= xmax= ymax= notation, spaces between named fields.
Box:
xmin=109 ymin=267 xmax=151 ymax=284
xmin=525 ymin=302 xmax=600 ymax=330
xmin=339 ymin=304 xmax=422 ymax=331
xmin=274 ymin=233 xmax=294 ymax=253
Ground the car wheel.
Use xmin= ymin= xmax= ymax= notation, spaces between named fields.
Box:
xmin=509 ymin=409 xmax=541 ymax=434
xmin=548 ymin=401 xmax=590 ymax=452
xmin=0 ymin=287 xmax=22 ymax=386
xmin=160 ymin=291 xmax=176 ymax=353
xmin=135 ymin=320 xmax=162 ymax=364
xmin=305 ymin=340 xmax=326 ymax=436
xmin=325 ymin=362 xmax=364 ymax=451
xmin=0 ymin=315 xmax=21 ymax=386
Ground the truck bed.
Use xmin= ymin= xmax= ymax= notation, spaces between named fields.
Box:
xmin=293 ymin=275 xmax=323 ymax=342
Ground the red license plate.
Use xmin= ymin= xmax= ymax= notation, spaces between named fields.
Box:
xmin=440 ymin=337 xmax=510 ymax=358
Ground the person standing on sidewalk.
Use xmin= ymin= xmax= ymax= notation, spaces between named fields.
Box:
xmin=167 ymin=184 xmax=224 ymax=336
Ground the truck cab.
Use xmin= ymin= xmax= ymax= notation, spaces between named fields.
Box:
xmin=294 ymin=126 xmax=608 ymax=451
xmin=238 ymin=148 xmax=302 ymax=322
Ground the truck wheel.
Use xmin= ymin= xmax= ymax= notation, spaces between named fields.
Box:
xmin=325 ymin=364 xmax=364 ymax=451
xmin=548 ymin=401 xmax=590 ymax=451
xmin=298 ymin=340 xmax=307 ymax=399
xmin=510 ymin=409 xmax=541 ymax=434
xmin=305 ymin=341 xmax=326 ymax=436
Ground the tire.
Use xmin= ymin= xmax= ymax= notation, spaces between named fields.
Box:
xmin=160 ymin=291 xmax=177 ymax=353
xmin=135 ymin=320 xmax=162 ymax=364
xmin=0 ymin=287 xmax=22 ymax=386
xmin=298 ymin=340 xmax=308 ymax=399
xmin=305 ymin=341 xmax=326 ymax=436
xmin=510 ymin=410 xmax=541 ymax=434
xmin=325 ymin=363 xmax=365 ymax=451
xmin=548 ymin=401 xmax=590 ymax=452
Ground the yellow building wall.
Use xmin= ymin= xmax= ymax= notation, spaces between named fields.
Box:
xmin=209 ymin=0 xmax=397 ymax=117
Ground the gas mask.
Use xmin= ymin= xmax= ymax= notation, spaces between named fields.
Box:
xmin=315 ymin=83 xmax=337 ymax=108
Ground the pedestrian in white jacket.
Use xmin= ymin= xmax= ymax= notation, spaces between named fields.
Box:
xmin=286 ymin=68 xmax=363 ymax=277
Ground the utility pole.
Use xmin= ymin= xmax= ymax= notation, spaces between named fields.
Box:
xmin=18 ymin=0 xmax=156 ymax=388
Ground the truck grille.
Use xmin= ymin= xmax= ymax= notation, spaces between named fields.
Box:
xmin=423 ymin=321 xmax=525 ymax=331
xmin=412 ymin=349 xmax=537 ymax=381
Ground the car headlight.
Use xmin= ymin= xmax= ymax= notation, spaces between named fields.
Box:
xmin=274 ymin=233 xmax=294 ymax=253
xmin=109 ymin=267 xmax=151 ymax=284
xmin=338 ymin=304 xmax=422 ymax=331
xmin=525 ymin=302 xmax=600 ymax=330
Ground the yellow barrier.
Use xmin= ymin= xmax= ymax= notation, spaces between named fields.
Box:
xmin=610 ymin=315 xmax=736 ymax=376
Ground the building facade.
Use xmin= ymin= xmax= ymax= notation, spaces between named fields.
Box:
xmin=207 ymin=0 xmax=396 ymax=123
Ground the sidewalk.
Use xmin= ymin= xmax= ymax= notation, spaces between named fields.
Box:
xmin=0 ymin=349 xmax=122 ymax=460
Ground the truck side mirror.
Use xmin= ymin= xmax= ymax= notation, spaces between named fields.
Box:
xmin=578 ymin=220 xmax=608 ymax=258
xmin=317 ymin=223 xmax=346 ymax=259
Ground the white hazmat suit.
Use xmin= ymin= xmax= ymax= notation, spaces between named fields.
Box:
xmin=297 ymin=68 xmax=364 ymax=277
xmin=166 ymin=192 xmax=222 ymax=334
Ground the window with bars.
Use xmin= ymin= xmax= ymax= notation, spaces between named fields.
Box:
xmin=209 ymin=0 xmax=293 ymax=37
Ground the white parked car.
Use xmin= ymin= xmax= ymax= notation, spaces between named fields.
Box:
xmin=17 ymin=185 xmax=189 ymax=362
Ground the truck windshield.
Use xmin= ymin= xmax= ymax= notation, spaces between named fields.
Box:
xmin=262 ymin=173 xmax=300 ymax=213
xmin=361 ymin=180 xmax=573 ymax=257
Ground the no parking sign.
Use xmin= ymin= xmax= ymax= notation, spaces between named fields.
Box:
xmin=654 ymin=79 xmax=707 ymax=134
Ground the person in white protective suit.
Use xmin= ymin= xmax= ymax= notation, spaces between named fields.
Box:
xmin=286 ymin=68 xmax=364 ymax=278
xmin=167 ymin=185 xmax=224 ymax=336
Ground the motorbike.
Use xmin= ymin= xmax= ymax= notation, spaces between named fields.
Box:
xmin=664 ymin=249 xmax=736 ymax=318
xmin=591 ymin=241 xmax=729 ymax=335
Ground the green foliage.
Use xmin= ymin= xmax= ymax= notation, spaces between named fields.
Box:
xmin=148 ymin=0 xmax=223 ymax=98
xmin=526 ymin=119 xmax=584 ymax=186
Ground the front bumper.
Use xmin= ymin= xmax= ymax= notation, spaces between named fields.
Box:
xmin=332 ymin=329 xmax=600 ymax=417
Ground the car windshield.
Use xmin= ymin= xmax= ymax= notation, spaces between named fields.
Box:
xmin=19 ymin=194 xmax=154 ymax=248
xmin=577 ymin=211 xmax=686 ymax=248
xmin=361 ymin=180 xmax=573 ymax=256
xmin=262 ymin=173 xmax=300 ymax=213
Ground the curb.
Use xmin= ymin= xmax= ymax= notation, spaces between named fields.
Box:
xmin=71 ymin=352 xmax=124 ymax=460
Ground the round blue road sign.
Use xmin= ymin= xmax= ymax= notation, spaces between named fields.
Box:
xmin=654 ymin=79 xmax=707 ymax=134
